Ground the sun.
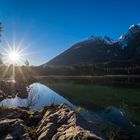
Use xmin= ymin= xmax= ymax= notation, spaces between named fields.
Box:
xmin=1 ymin=37 xmax=30 ymax=79
xmin=2 ymin=37 xmax=30 ymax=65
xmin=3 ymin=45 xmax=25 ymax=65
xmin=8 ymin=51 xmax=21 ymax=63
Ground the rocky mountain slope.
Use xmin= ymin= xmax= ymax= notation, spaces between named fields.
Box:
xmin=45 ymin=24 xmax=140 ymax=67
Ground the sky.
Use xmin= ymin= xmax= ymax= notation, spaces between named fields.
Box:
xmin=0 ymin=0 xmax=139 ymax=66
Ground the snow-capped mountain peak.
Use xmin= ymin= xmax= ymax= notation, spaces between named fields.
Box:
xmin=88 ymin=35 xmax=114 ymax=45
xmin=129 ymin=24 xmax=140 ymax=34
xmin=119 ymin=23 xmax=140 ymax=47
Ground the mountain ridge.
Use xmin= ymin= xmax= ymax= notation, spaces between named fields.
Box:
xmin=44 ymin=23 xmax=140 ymax=67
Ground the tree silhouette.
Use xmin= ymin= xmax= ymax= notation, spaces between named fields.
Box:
xmin=25 ymin=60 xmax=29 ymax=66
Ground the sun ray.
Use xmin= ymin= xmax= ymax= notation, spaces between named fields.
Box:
xmin=12 ymin=64 xmax=15 ymax=79
xmin=0 ymin=34 xmax=35 ymax=82
xmin=17 ymin=66 xmax=26 ymax=81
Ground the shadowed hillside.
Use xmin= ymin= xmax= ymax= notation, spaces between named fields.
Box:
xmin=45 ymin=24 xmax=140 ymax=67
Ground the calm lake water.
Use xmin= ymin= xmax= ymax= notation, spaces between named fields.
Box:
xmin=0 ymin=83 xmax=75 ymax=109
xmin=0 ymin=82 xmax=140 ymax=135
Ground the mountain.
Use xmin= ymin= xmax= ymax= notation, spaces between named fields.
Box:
xmin=119 ymin=24 xmax=140 ymax=47
xmin=45 ymin=24 xmax=140 ymax=67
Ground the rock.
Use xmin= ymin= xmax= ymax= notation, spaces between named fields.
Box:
xmin=0 ymin=80 xmax=29 ymax=100
xmin=0 ymin=89 xmax=6 ymax=101
xmin=0 ymin=119 xmax=31 ymax=140
xmin=0 ymin=104 xmax=106 ymax=140
xmin=28 ymin=110 xmax=43 ymax=126
xmin=4 ymin=134 xmax=13 ymax=140
xmin=37 ymin=104 xmax=105 ymax=140
xmin=0 ymin=107 xmax=30 ymax=121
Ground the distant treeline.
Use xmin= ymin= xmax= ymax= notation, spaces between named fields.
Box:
xmin=33 ymin=61 xmax=140 ymax=87
xmin=33 ymin=60 xmax=140 ymax=76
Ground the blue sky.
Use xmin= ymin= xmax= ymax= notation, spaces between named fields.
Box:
xmin=0 ymin=0 xmax=139 ymax=65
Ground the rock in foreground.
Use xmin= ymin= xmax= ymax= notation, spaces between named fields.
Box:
xmin=37 ymin=104 xmax=104 ymax=140
xmin=0 ymin=104 xmax=105 ymax=140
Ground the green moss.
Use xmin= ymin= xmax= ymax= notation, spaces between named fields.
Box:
xmin=76 ymin=106 xmax=86 ymax=112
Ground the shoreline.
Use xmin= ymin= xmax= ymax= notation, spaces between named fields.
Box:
xmin=35 ymin=74 xmax=140 ymax=87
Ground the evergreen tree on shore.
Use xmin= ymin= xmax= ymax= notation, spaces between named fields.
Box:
xmin=25 ymin=59 xmax=29 ymax=66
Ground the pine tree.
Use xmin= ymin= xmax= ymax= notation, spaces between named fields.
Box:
xmin=25 ymin=60 xmax=29 ymax=66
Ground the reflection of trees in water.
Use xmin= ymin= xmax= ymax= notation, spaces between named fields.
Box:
xmin=26 ymin=86 xmax=39 ymax=108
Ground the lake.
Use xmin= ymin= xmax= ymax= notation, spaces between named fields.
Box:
xmin=0 ymin=81 xmax=140 ymax=136
xmin=0 ymin=83 xmax=75 ymax=109
xmin=41 ymin=80 xmax=140 ymax=136
xmin=45 ymin=82 xmax=140 ymax=124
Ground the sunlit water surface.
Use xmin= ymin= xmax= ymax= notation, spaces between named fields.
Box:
xmin=0 ymin=83 xmax=75 ymax=109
